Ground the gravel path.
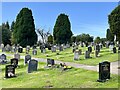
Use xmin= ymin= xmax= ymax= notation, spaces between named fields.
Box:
xmin=1 ymin=53 xmax=119 ymax=75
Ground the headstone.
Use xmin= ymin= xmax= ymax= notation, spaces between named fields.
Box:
xmin=47 ymin=59 xmax=55 ymax=67
xmin=26 ymin=45 xmax=30 ymax=53
xmin=5 ymin=44 xmax=11 ymax=52
xmin=113 ymin=47 xmax=116 ymax=53
xmin=1 ymin=44 xmax=4 ymax=52
xmin=66 ymin=44 xmax=70 ymax=48
xmin=95 ymin=50 xmax=99 ymax=57
xmin=32 ymin=49 xmax=37 ymax=55
xmin=80 ymin=42 xmax=84 ymax=47
xmin=43 ymin=48 xmax=46 ymax=53
xmin=5 ymin=65 xmax=16 ymax=78
xmin=106 ymin=41 xmax=110 ymax=48
xmin=85 ymin=51 xmax=90 ymax=59
xmin=47 ymin=44 xmax=51 ymax=50
xmin=28 ymin=59 xmax=38 ymax=73
xmin=11 ymin=58 xmax=18 ymax=68
xmin=78 ymin=49 xmax=82 ymax=55
xmin=59 ymin=46 xmax=63 ymax=51
xmin=109 ymin=45 xmax=114 ymax=51
xmin=97 ymin=61 xmax=110 ymax=82
xmin=88 ymin=46 xmax=92 ymax=53
xmin=72 ymin=47 xmax=76 ymax=53
xmin=74 ymin=50 xmax=79 ymax=60
xmin=85 ymin=42 xmax=88 ymax=47
xmin=63 ymin=45 xmax=67 ymax=49
xmin=95 ymin=44 xmax=100 ymax=52
xmin=11 ymin=46 xmax=16 ymax=53
xmin=51 ymin=46 xmax=56 ymax=52
xmin=18 ymin=46 xmax=23 ymax=53
xmin=32 ymin=45 xmax=36 ymax=49
xmin=99 ymin=43 xmax=103 ymax=49
xmin=14 ymin=53 xmax=20 ymax=60
xmin=118 ymin=46 xmax=120 ymax=52
xmin=0 ymin=54 xmax=7 ymax=64
xmin=24 ymin=55 xmax=31 ymax=65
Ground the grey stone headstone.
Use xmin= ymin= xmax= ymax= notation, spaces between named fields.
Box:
xmin=0 ymin=54 xmax=7 ymax=64
xmin=59 ymin=46 xmax=63 ymax=51
xmin=26 ymin=46 xmax=30 ymax=53
xmin=74 ymin=51 xmax=79 ymax=60
xmin=24 ymin=55 xmax=31 ymax=65
xmin=109 ymin=45 xmax=114 ymax=51
xmin=28 ymin=59 xmax=38 ymax=73
xmin=51 ymin=47 xmax=56 ymax=52
xmin=32 ymin=49 xmax=37 ymax=55
xmin=14 ymin=53 xmax=20 ymax=60
xmin=5 ymin=44 xmax=11 ymax=52
xmin=85 ymin=51 xmax=90 ymax=59
xmin=95 ymin=50 xmax=99 ymax=57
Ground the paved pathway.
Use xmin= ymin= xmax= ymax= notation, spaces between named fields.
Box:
xmin=1 ymin=53 xmax=119 ymax=75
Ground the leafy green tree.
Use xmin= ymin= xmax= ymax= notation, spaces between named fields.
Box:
xmin=2 ymin=27 xmax=11 ymax=46
xmin=13 ymin=8 xmax=37 ymax=47
xmin=75 ymin=33 xmax=93 ymax=42
xmin=11 ymin=21 xmax=15 ymax=32
xmin=106 ymin=29 xmax=114 ymax=41
xmin=53 ymin=13 xmax=73 ymax=44
xmin=71 ymin=36 xmax=76 ymax=43
xmin=6 ymin=21 xmax=10 ymax=29
xmin=108 ymin=5 xmax=120 ymax=42
xmin=94 ymin=37 xmax=101 ymax=44
xmin=48 ymin=35 xmax=53 ymax=44
xmin=0 ymin=26 xmax=2 ymax=45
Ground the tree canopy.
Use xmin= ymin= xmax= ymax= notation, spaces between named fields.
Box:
xmin=106 ymin=29 xmax=114 ymax=41
xmin=108 ymin=5 xmax=120 ymax=42
xmin=75 ymin=33 xmax=93 ymax=43
xmin=53 ymin=13 xmax=73 ymax=44
xmin=13 ymin=8 xmax=37 ymax=47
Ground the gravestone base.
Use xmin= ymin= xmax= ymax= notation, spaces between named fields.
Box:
xmin=97 ymin=79 xmax=106 ymax=82
xmin=44 ymin=65 xmax=56 ymax=69
xmin=4 ymin=75 xmax=16 ymax=79
xmin=0 ymin=61 xmax=8 ymax=64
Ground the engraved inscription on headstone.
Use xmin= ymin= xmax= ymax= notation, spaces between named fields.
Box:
xmin=5 ymin=65 xmax=16 ymax=78
xmin=47 ymin=59 xmax=55 ymax=67
xmin=11 ymin=58 xmax=18 ymax=68
xmin=28 ymin=59 xmax=38 ymax=73
xmin=97 ymin=61 xmax=110 ymax=82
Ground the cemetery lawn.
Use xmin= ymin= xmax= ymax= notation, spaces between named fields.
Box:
xmin=28 ymin=47 xmax=118 ymax=66
xmin=0 ymin=47 xmax=118 ymax=66
xmin=0 ymin=59 xmax=119 ymax=88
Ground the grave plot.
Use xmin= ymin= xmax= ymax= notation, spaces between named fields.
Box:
xmin=0 ymin=59 xmax=119 ymax=88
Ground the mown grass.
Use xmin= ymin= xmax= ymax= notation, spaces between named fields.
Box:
xmin=0 ymin=46 xmax=118 ymax=66
xmin=0 ymin=59 xmax=119 ymax=88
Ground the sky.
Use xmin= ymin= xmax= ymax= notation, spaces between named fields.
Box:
xmin=1 ymin=2 xmax=119 ymax=39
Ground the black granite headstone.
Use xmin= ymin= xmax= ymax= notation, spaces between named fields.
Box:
xmin=47 ymin=59 xmax=55 ymax=66
xmin=97 ymin=61 xmax=110 ymax=82
xmin=88 ymin=46 xmax=92 ymax=53
xmin=5 ymin=65 xmax=16 ymax=78
xmin=11 ymin=58 xmax=18 ymax=68
xmin=18 ymin=47 xmax=23 ymax=53
xmin=113 ymin=47 xmax=116 ymax=53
